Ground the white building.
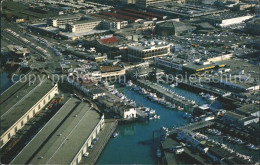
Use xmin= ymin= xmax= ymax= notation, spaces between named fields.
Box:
xmin=128 ymin=40 xmax=170 ymax=62
xmin=66 ymin=20 xmax=102 ymax=33
xmin=155 ymin=56 xmax=187 ymax=71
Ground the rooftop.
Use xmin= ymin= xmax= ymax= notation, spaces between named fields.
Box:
xmin=11 ymin=97 xmax=102 ymax=164
xmin=0 ymin=72 xmax=55 ymax=136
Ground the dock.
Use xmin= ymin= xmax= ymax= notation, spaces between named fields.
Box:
xmin=80 ymin=119 xmax=118 ymax=165
xmin=167 ymin=121 xmax=214 ymax=135
xmin=137 ymin=80 xmax=196 ymax=112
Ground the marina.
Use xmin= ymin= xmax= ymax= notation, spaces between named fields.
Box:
xmin=97 ymin=84 xmax=206 ymax=164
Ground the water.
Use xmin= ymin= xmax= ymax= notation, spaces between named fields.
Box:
xmin=97 ymin=85 xmax=206 ymax=164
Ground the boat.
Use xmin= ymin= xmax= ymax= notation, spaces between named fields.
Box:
xmin=206 ymin=94 xmax=217 ymax=101
xmin=113 ymin=131 xmax=119 ymax=138
xmin=156 ymin=148 xmax=162 ymax=158
xmin=199 ymin=92 xmax=205 ymax=96
xmin=167 ymin=104 xmax=176 ymax=109
xmin=177 ymin=106 xmax=184 ymax=111
xmin=170 ymin=83 xmax=176 ymax=88
xmin=126 ymin=80 xmax=133 ymax=87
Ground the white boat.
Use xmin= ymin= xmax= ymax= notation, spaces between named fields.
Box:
xmin=156 ymin=148 xmax=162 ymax=158
xmin=206 ymin=94 xmax=217 ymax=101
xmin=126 ymin=80 xmax=133 ymax=87
xmin=113 ymin=131 xmax=119 ymax=138
xmin=177 ymin=106 xmax=184 ymax=111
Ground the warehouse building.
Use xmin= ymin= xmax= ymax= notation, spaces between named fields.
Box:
xmin=202 ymin=14 xmax=254 ymax=27
xmin=11 ymin=96 xmax=104 ymax=165
xmin=128 ymin=40 xmax=170 ymax=62
xmin=0 ymin=71 xmax=58 ymax=148
xmin=155 ymin=21 xmax=187 ymax=36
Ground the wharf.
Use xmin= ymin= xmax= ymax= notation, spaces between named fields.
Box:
xmin=137 ymin=80 xmax=195 ymax=112
xmin=161 ymin=134 xmax=209 ymax=165
xmin=167 ymin=121 xmax=214 ymax=135
xmin=80 ymin=119 xmax=118 ymax=165
xmin=178 ymin=82 xmax=226 ymax=97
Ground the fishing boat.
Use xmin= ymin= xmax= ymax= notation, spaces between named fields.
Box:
xmin=113 ymin=131 xmax=119 ymax=138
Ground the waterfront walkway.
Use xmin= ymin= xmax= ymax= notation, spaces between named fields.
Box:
xmin=80 ymin=119 xmax=118 ymax=165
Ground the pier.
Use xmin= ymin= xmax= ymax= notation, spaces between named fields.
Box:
xmin=80 ymin=119 xmax=118 ymax=165
xmin=178 ymin=82 xmax=226 ymax=97
xmin=167 ymin=121 xmax=214 ymax=135
xmin=137 ymin=80 xmax=196 ymax=112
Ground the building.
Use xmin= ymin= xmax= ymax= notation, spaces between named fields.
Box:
xmin=102 ymin=20 xmax=128 ymax=30
xmin=11 ymin=96 xmax=104 ymax=165
xmin=203 ymin=15 xmax=254 ymax=27
xmin=136 ymin=0 xmax=173 ymax=7
xmin=236 ymin=104 xmax=260 ymax=117
xmin=99 ymin=66 xmax=126 ymax=78
xmin=0 ymin=71 xmax=58 ymax=148
xmin=112 ymin=102 xmax=137 ymax=119
xmin=97 ymin=95 xmax=137 ymax=119
xmin=155 ymin=21 xmax=190 ymax=36
xmin=148 ymin=2 xmax=226 ymax=18
xmin=66 ymin=19 xmax=102 ymax=33
xmin=155 ymin=56 xmax=187 ymax=71
xmin=128 ymin=40 xmax=170 ymax=62
xmin=47 ymin=15 xmax=82 ymax=27
xmin=222 ymin=111 xmax=259 ymax=126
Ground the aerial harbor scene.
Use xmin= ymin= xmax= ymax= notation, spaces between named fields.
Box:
xmin=0 ymin=0 xmax=260 ymax=164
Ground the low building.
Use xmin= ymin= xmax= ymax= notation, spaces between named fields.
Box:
xmin=155 ymin=56 xmax=187 ymax=71
xmin=66 ymin=19 xmax=102 ymax=33
xmin=239 ymin=116 xmax=259 ymax=126
xmin=203 ymin=14 xmax=254 ymax=27
xmin=86 ymin=87 xmax=106 ymax=100
xmin=97 ymin=95 xmax=136 ymax=119
xmin=100 ymin=66 xmax=126 ymax=78
xmin=223 ymin=111 xmax=259 ymax=126
xmin=128 ymin=40 xmax=170 ymax=62
xmin=112 ymin=102 xmax=137 ymax=119
xmin=11 ymin=97 xmax=104 ymax=165
xmin=236 ymin=104 xmax=260 ymax=117
xmin=155 ymin=21 xmax=193 ymax=36
xmin=0 ymin=71 xmax=58 ymax=148
xmin=102 ymin=20 xmax=128 ymax=30
xmin=67 ymin=74 xmax=106 ymax=99
xmin=47 ymin=15 xmax=82 ymax=27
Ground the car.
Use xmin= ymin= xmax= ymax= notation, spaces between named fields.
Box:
xmin=88 ymin=145 xmax=94 ymax=149
xmin=83 ymin=152 xmax=89 ymax=157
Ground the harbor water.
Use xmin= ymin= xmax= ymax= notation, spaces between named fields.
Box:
xmin=97 ymin=85 xmax=207 ymax=164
